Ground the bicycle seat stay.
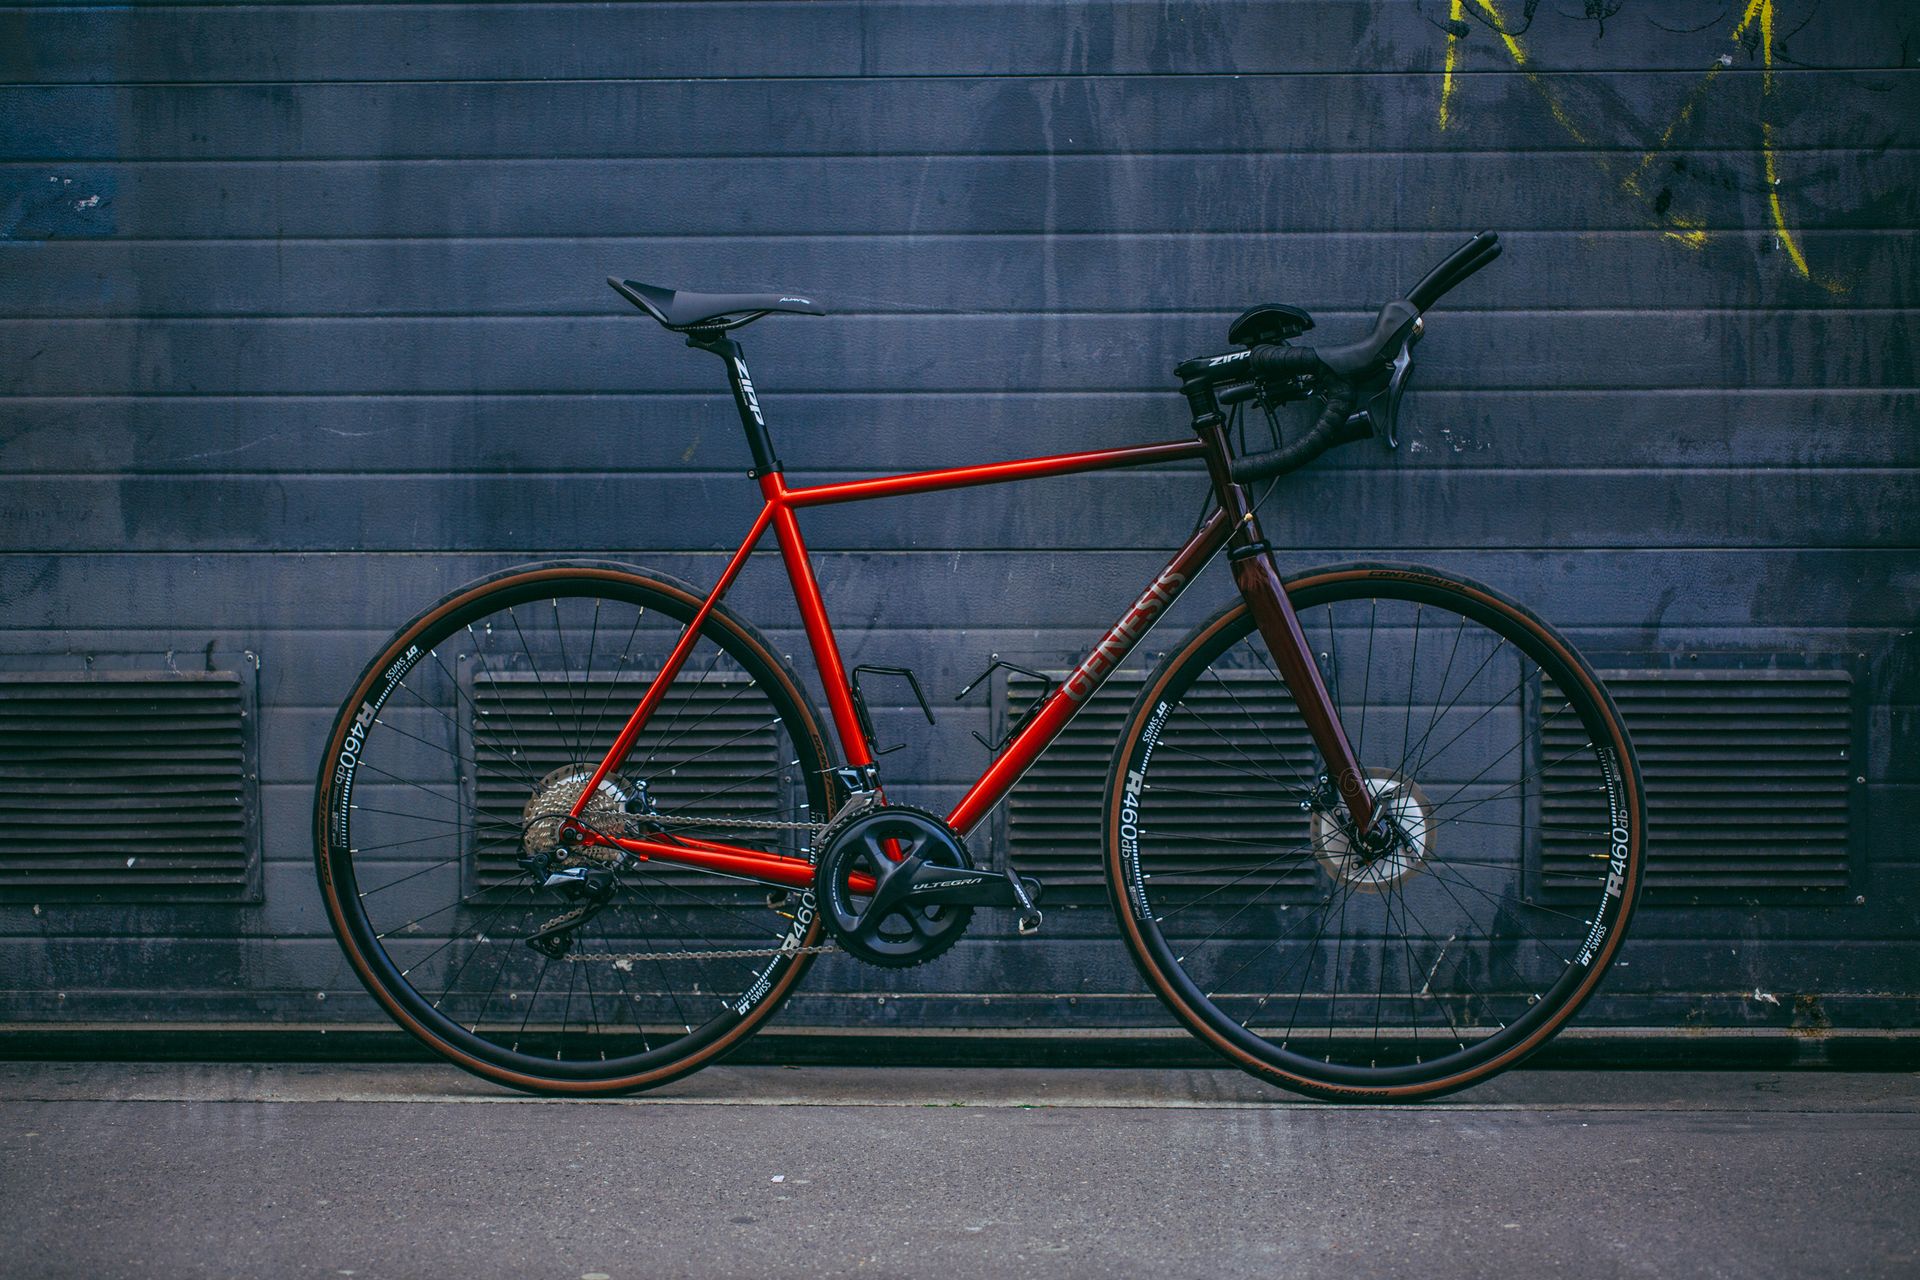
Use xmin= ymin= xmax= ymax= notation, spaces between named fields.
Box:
xmin=609 ymin=277 xmax=826 ymax=332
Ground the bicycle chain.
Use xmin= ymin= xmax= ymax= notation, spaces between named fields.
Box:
xmin=564 ymin=942 xmax=838 ymax=964
xmin=557 ymin=809 xmax=833 ymax=964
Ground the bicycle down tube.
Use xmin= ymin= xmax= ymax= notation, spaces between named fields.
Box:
xmin=566 ymin=449 xmax=1376 ymax=889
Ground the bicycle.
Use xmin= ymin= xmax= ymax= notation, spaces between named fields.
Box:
xmin=313 ymin=232 xmax=1645 ymax=1102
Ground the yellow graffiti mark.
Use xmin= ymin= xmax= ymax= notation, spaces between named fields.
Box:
xmin=1455 ymin=0 xmax=1596 ymax=146
xmin=1438 ymin=0 xmax=1464 ymax=130
xmin=1438 ymin=0 xmax=1844 ymax=288
xmin=1734 ymin=0 xmax=1834 ymax=285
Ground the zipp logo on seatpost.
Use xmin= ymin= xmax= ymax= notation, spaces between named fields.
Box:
xmin=1064 ymin=569 xmax=1185 ymax=702
xmin=733 ymin=357 xmax=764 ymax=426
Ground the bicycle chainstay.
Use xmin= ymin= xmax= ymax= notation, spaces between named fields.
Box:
xmin=550 ymin=808 xmax=837 ymax=965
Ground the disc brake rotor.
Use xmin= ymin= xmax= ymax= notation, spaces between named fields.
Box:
xmin=1310 ymin=767 xmax=1435 ymax=891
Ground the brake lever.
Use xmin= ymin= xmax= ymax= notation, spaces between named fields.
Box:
xmin=1365 ymin=316 xmax=1423 ymax=449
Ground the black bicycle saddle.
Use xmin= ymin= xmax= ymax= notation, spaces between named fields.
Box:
xmin=609 ymin=278 xmax=826 ymax=332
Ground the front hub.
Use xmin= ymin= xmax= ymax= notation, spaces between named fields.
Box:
xmin=1310 ymin=766 xmax=1434 ymax=892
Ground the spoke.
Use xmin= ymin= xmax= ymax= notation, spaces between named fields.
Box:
xmin=555 ymin=954 xmax=581 ymax=1059
xmin=379 ymin=873 xmax=532 ymax=953
xmin=350 ymin=758 xmax=466 ymax=815
xmin=1423 ymin=715 xmax=1588 ymax=823
xmin=515 ymin=953 xmax=554 ymax=1048
xmin=506 ymin=606 xmax=576 ymax=763
xmin=1385 ymin=879 xmax=1471 ymax=1050
xmin=431 ymin=879 xmax=542 ymax=1013
xmin=1419 ymin=861 xmax=1574 ymax=968
xmin=1391 ymin=885 xmax=1504 ymax=1022
xmin=1141 ymin=827 xmax=1313 ymax=850
xmin=642 ymin=646 xmax=731 ymax=770
xmin=647 ymin=676 xmax=761 ymax=766
xmin=1277 ymin=875 xmax=1367 ymax=1048
xmin=358 ymin=849 xmax=473 ymax=899
xmin=1394 ymin=615 xmax=1474 ymax=780
xmin=590 ymin=914 xmax=654 ymax=1054
xmin=347 ymin=802 xmax=521 ymax=835
xmin=551 ymin=597 xmax=583 ymax=766
xmin=1154 ymin=742 xmax=1299 ymax=788
xmin=575 ymin=595 xmax=604 ymax=770
xmin=434 ymin=644 xmax=545 ymax=793
xmin=464 ymin=898 xmax=538 ymax=1034
xmin=586 ymin=607 xmax=648 ymax=741
xmin=1197 ymin=669 xmax=1318 ymax=796
xmin=608 ymin=894 xmax=707 ymax=1033
xmin=1410 ymin=660 xmax=1530 ymax=785
xmin=1404 ymin=635 xmax=1509 ymax=782
xmin=653 ymin=716 xmax=784 ymax=775
xmin=1150 ymin=840 xmax=1323 ymax=921
xmin=1356 ymin=597 xmax=1376 ymax=766
xmin=1401 ymin=604 xmax=1422 ymax=779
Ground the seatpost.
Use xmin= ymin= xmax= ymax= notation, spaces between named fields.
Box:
xmin=1183 ymin=371 xmax=1379 ymax=834
xmin=690 ymin=333 xmax=782 ymax=477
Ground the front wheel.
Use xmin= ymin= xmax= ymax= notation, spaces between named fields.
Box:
xmin=313 ymin=561 xmax=835 ymax=1094
xmin=1105 ymin=564 xmax=1644 ymax=1101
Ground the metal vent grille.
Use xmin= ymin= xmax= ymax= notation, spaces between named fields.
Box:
xmin=470 ymin=673 xmax=786 ymax=887
xmin=0 ymin=671 xmax=257 ymax=900
xmin=1006 ymin=671 xmax=1315 ymax=901
xmin=1541 ymin=668 xmax=1856 ymax=901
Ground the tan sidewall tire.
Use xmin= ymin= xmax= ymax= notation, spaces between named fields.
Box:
xmin=312 ymin=561 xmax=834 ymax=1095
xmin=1104 ymin=563 xmax=1645 ymax=1102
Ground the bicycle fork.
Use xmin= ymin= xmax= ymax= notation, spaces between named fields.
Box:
xmin=1187 ymin=386 xmax=1380 ymax=835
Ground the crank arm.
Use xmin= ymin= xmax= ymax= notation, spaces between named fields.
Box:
xmin=901 ymin=861 xmax=1045 ymax=913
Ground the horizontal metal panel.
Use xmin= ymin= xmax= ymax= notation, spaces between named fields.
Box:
xmin=1541 ymin=667 xmax=1859 ymax=902
xmin=9 ymin=152 xmax=1912 ymax=241
xmin=469 ymin=671 xmax=790 ymax=889
xmin=5 ymin=311 xmax=1912 ymax=399
xmin=0 ymin=672 xmax=259 ymax=901
xmin=11 ymin=232 xmax=1918 ymax=319
xmin=1005 ymin=671 xmax=1313 ymax=903
xmin=5 ymin=390 xmax=1916 ymax=478
xmin=4 ymin=2 xmax=1907 ymax=82
xmin=2 ymin=469 xmax=1911 ymax=555
xmin=9 ymin=74 xmax=1917 ymax=162
xmin=3 ymin=551 xmax=1912 ymax=635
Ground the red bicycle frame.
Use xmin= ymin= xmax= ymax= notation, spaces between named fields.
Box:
xmin=568 ymin=333 xmax=1376 ymax=890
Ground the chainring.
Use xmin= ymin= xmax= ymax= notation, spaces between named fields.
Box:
xmin=814 ymin=803 xmax=974 ymax=969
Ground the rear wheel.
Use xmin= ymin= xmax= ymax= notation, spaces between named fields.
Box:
xmin=1106 ymin=564 xmax=1643 ymax=1101
xmin=314 ymin=561 xmax=834 ymax=1094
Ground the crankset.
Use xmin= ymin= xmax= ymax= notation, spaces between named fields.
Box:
xmin=814 ymin=803 xmax=1043 ymax=968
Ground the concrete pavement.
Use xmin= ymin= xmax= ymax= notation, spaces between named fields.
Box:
xmin=3 ymin=1064 xmax=1916 ymax=1278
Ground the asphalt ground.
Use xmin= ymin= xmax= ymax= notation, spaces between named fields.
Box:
xmin=3 ymin=1064 xmax=1916 ymax=1279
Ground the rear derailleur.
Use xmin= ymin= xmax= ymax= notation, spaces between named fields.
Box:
xmin=519 ymin=845 xmax=619 ymax=960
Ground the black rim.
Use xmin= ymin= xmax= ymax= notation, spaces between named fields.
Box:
xmin=1112 ymin=571 xmax=1640 ymax=1092
xmin=319 ymin=570 xmax=830 ymax=1084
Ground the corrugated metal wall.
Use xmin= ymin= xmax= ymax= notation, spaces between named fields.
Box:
xmin=2 ymin=1 xmax=1915 ymax=1035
